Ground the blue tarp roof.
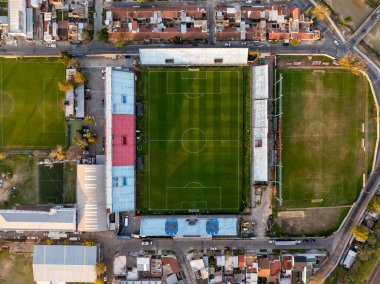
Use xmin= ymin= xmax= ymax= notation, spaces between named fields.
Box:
xmin=112 ymin=166 xmax=135 ymax=212
xmin=111 ymin=70 xmax=135 ymax=115
xmin=140 ymin=217 xmax=237 ymax=236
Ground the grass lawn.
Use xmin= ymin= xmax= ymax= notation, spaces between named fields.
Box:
xmin=64 ymin=162 xmax=76 ymax=204
xmin=0 ymin=250 xmax=34 ymax=284
xmin=0 ymin=58 xmax=66 ymax=149
xmin=0 ymin=155 xmax=37 ymax=208
xmin=279 ymin=69 xmax=376 ymax=208
xmin=137 ymin=68 xmax=246 ymax=213
xmin=39 ymin=163 xmax=64 ymax=204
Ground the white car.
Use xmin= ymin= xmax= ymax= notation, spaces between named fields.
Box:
xmin=224 ymin=42 xmax=231 ymax=47
xmin=124 ymin=216 xmax=129 ymax=227
xmin=333 ymin=40 xmax=339 ymax=46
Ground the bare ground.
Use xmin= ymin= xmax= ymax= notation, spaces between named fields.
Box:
xmin=251 ymin=187 xmax=272 ymax=238
xmin=275 ymin=206 xmax=350 ymax=236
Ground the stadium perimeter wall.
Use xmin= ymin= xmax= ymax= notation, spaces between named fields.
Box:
xmin=139 ymin=48 xmax=248 ymax=65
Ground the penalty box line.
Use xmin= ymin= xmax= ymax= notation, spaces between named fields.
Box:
xmin=165 ymin=70 xmax=223 ymax=95
xmin=165 ymin=186 xmax=222 ymax=210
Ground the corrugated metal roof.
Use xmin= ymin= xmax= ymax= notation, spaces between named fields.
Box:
xmin=112 ymin=166 xmax=135 ymax=212
xmin=0 ymin=208 xmax=76 ymax=231
xmin=76 ymin=164 xmax=107 ymax=232
xmin=112 ymin=114 xmax=135 ymax=166
xmin=75 ymin=84 xmax=85 ymax=119
xmin=251 ymin=65 xmax=268 ymax=182
xmin=140 ymin=48 xmax=248 ymax=65
xmin=111 ymin=70 xmax=135 ymax=115
xmin=33 ymin=245 xmax=97 ymax=283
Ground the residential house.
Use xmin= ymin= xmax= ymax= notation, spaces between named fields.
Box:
xmin=280 ymin=255 xmax=293 ymax=282
xmin=292 ymin=256 xmax=307 ymax=284
xmin=215 ymin=5 xmax=319 ymax=42
xmin=268 ymin=255 xmax=281 ymax=283
xmin=258 ymin=257 xmax=270 ymax=279
xmin=107 ymin=6 xmax=207 ymax=43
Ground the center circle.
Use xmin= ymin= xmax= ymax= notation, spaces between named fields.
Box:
xmin=181 ymin=128 xmax=207 ymax=154
xmin=0 ymin=92 xmax=15 ymax=117
xmin=184 ymin=92 xmax=205 ymax=99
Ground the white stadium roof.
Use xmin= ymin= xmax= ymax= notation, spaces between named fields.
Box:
xmin=0 ymin=208 xmax=76 ymax=232
xmin=33 ymin=245 xmax=97 ymax=283
xmin=139 ymin=48 xmax=248 ymax=65
xmin=251 ymin=65 xmax=269 ymax=182
xmin=76 ymin=164 xmax=107 ymax=232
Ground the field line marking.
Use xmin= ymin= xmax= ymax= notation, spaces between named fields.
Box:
xmin=148 ymin=71 xmax=152 ymax=210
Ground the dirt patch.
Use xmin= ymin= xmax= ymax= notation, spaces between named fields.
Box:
xmin=251 ymin=187 xmax=272 ymax=238
xmin=275 ymin=206 xmax=350 ymax=236
xmin=278 ymin=211 xmax=305 ymax=218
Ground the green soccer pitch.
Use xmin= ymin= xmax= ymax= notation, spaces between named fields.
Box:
xmin=280 ymin=69 xmax=377 ymax=208
xmin=0 ymin=58 xmax=66 ymax=149
xmin=137 ymin=68 xmax=246 ymax=213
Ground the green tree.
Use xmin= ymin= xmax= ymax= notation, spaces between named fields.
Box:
xmin=114 ymin=38 xmax=126 ymax=47
xmin=58 ymin=80 xmax=75 ymax=91
xmin=289 ymin=39 xmax=300 ymax=47
xmin=49 ymin=145 xmax=66 ymax=161
xmin=98 ymin=28 xmax=109 ymax=43
xmin=173 ymin=36 xmax=183 ymax=44
xmin=311 ymin=3 xmax=331 ymax=21
xmin=74 ymin=71 xmax=87 ymax=84
xmin=59 ymin=51 xmax=72 ymax=65
xmin=95 ymin=261 xmax=106 ymax=275
xmin=342 ymin=16 xmax=352 ymax=25
xmin=84 ymin=115 xmax=96 ymax=125
xmin=338 ymin=52 xmax=366 ymax=75
xmin=357 ymin=245 xmax=373 ymax=261
xmin=353 ymin=225 xmax=369 ymax=242
xmin=0 ymin=152 xmax=6 ymax=160
xmin=369 ymin=195 xmax=380 ymax=213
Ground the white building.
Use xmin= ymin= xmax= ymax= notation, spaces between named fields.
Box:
xmin=251 ymin=65 xmax=269 ymax=182
xmin=8 ymin=0 xmax=28 ymax=37
xmin=140 ymin=48 xmax=248 ymax=65
xmin=76 ymin=164 xmax=107 ymax=232
xmin=33 ymin=245 xmax=97 ymax=283
xmin=0 ymin=208 xmax=76 ymax=232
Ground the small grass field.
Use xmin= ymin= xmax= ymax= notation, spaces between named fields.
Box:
xmin=0 ymin=250 xmax=34 ymax=284
xmin=39 ymin=163 xmax=64 ymax=204
xmin=0 ymin=58 xmax=66 ymax=149
xmin=137 ymin=68 xmax=247 ymax=213
xmin=280 ymin=68 xmax=376 ymax=208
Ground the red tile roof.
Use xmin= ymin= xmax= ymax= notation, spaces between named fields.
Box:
xmin=238 ymin=255 xmax=245 ymax=268
xmin=112 ymin=114 xmax=135 ymax=166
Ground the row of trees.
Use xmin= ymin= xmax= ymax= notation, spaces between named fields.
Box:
xmin=57 ymin=52 xmax=87 ymax=91
xmin=311 ymin=2 xmax=351 ymax=26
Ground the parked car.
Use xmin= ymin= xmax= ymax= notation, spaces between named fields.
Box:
xmin=142 ymin=240 xmax=153 ymax=246
xmin=333 ymin=40 xmax=339 ymax=46
xmin=27 ymin=236 xmax=38 ymax=240
xmin=69 ymin=237 xmax=81 ymax=241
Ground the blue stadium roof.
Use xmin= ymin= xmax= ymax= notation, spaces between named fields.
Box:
xmin=140 ymin=217 xmax=237 ymax=236
xmin=111 ymin=70 xmax=135 ymax=115
xmin=112 ymin=166 xmax=135 ymax=212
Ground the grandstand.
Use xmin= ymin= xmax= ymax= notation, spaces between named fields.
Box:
xmin=105 ymin=67 xmax=136 ymax=213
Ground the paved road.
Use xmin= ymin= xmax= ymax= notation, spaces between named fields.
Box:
xmin=368 ymin=259 xmax=380 ymax=284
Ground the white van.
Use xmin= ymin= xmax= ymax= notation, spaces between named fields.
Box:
xmin=124 ymin=216 xmax=129 ymax=227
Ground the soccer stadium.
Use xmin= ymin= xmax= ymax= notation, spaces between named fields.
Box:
xmin=134 ymin=49 xmax=255 ymax=214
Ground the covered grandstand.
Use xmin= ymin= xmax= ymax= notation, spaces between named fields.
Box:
xmin=76 ymin=164 xmax=107 ymax=232
xmin=251 ymin=65 xmax=269 ymax=182
xmin=105 ymin=68 xmax=136 ymax=212
xmin=140 ymin=216 xmax=238 ymax=237
xmin=139 ymin=48 xmax=248 ymax=65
